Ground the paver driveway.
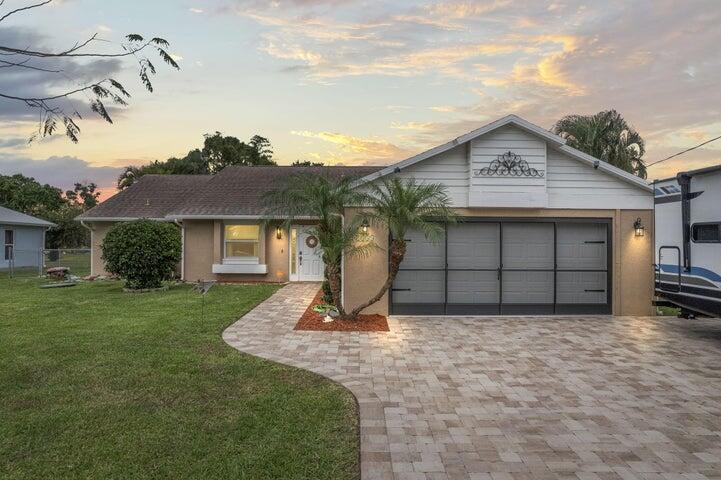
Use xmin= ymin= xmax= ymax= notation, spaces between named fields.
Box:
xmin=223 ymin=283 xmax=721 ymax=480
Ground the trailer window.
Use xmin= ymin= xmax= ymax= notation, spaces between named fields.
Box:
xmin=692 ymin=223 xmax=721 ymax=243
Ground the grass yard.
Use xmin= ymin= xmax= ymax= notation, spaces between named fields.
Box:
xmin=0 ymin=276 xmax=359 ymax=480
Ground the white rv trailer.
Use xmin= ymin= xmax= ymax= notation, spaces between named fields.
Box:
xmin=654 ymin=164 xmax=721 ymax=316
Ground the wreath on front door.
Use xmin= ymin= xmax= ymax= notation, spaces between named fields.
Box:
xmin=305 ymin=235 xmax=318 ymax=248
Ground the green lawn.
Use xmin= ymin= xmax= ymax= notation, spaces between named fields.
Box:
xmin=0 ymin=276 xmax=359 ymax=480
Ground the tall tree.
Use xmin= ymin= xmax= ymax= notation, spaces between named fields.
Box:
xmin=349 ymin=178 xmax=455 ymax=318
xmin=0 ymin=174 xmax=96 ymax=248
xmin=65 ymin=182 xmax=100 ymax=209
xmin=202 ymin=132 xmax=276 ymax=172
xmin=553 ymin=110 xmax=647 ymax=178
xmin=292 ymin=160 xmax=325 ymax=167
xmin=117 ymin=150 xmax=209 ymax=189
xmin=0 ymin=174 xmax=64 ymax=215
xmin=263 ymin=173 xmax=371 ymax=315
xmin=0 ymin=0 xmax=178 ymax=142
xmin=118 ymin=135 xmax=276 ymax=189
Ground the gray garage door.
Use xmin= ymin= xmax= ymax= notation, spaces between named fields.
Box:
xmin=391 ymin=220 xmax=611 ymax=315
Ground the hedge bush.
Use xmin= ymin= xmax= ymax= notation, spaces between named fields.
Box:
xmin=101 ymin=220 xmax=181 ymax=290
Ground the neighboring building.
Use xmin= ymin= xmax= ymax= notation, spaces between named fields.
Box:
xmin=0 ymin=205 xmax=55 ymax=270
xmin=78 ymin=114 xmax=654 ymax=316
xmin=654 ymin=164 xmax=721 ymax=316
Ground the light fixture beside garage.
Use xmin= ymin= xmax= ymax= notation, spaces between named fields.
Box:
xmin=276 ymin=226 xmax=283 ymax=240
xmin=634 ymin=217 xmax=645 ymax=237
xmin=361 ymin=219 xmax=369 ymax=234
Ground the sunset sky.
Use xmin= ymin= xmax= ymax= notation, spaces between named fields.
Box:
xmin=1 ymin=0 xmax=720 ymax=199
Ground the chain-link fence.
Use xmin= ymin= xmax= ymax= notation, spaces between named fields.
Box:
xmin=1 ymin=248 xmax=91 ymax=278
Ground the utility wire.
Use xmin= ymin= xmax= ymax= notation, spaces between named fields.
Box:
xmin=647 ymin=134 xmax=721 ymax=167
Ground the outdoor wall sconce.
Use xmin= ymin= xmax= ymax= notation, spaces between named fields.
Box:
xmin=276 ymin=226 xmax=283 ymax=240
xmin=634 ymin=217 xmax=645 ymax=237
xmin=361 ymin=219 xmax=369 ymax=234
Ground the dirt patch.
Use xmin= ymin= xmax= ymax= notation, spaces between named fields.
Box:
xmin=294 ymin=290 xmax=389 ymax=332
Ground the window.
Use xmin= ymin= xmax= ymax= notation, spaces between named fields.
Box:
xmin=660 ymin=185 xmax=680 ymax=194
xmin=224 ymin=225 xmax=260 ymax=259
xmin=290 ymin=228 xmax=297 ymax=275
xmin=4 ymin=229 xmax=14 ymax=260
xmin=692 ymin=223 xmax=721 ymax=243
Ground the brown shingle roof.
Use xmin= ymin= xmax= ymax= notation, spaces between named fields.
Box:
xmin=77 ymin=165 xmax=384 ymax=220
xmin=77 ymin=175 xmax=212 ymax=220
xmin=169 ymin=165 xmax=383 ymax=217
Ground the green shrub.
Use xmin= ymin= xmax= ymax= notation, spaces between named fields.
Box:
xmin=101 ymin=220 xmax=181 ymax=290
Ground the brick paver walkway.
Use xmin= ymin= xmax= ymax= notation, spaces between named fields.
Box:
xmin=223 ymin=283 xmax=721 ymax=480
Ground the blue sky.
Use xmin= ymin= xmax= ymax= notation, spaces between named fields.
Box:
xmin=1 ymin=0 xmax=720 ymax=198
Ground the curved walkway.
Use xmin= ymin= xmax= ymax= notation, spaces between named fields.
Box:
xmin=224 ymin=283 xmax=721 ymax=480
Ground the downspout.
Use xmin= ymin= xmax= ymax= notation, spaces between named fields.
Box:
xmin=174 ymin=219 xmax=184 ymax=281
xmin=677 ymin=173 xmax=692 ymax=272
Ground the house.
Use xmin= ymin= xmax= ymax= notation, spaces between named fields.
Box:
xmin=0 ymin=205 xmax=55 ymax=271
xmin=78 ymin=114 xmax=654 ymax=316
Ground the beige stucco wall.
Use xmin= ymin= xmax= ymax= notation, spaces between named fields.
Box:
xmin=183 ymin=220 xmax=289 ymax=283
xmin=343 ymin=208 xmax=655 ymax=316
xmin=343 ymin=208 xmax=389 ymax=315
xmin=88 ymin=222 xmax=115 ymax=276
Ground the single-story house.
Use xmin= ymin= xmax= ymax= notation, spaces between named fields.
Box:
xmin=0 ymin=205 xmax=55 ymax=270
xmin=78 ymin=114 xmax=654 ymax=316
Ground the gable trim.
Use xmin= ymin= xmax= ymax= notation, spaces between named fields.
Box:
xmin=354 ymin=114 xmax=652 ymax=194
xmin=556 ymin=145 xmax=653 ymax=192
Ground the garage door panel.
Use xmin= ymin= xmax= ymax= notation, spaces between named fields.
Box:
xmin=401 ymin=229 xmax=445 ymax=269
xmin=392 ymin=270 xmax=444 ymax=304
xmin=557 ymin=223 xmax=607 ymax=270
xmin=556 ymin=271 xmax=607 ymax=304
xmin=502 ymin=223 xmax=554 ymax=269
xmin=447 ymin=270 xmax=499 ymax=304
xmin=391 ymin=220 xmax=611 ymax=315
xmin=447 ymin=223 xmax=499 ymax=269
xmin=502 ymin=271 xmax=554 ymax=304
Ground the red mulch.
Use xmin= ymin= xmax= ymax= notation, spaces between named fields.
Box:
xmin=294 ymin=290 xmax=389 ymax=332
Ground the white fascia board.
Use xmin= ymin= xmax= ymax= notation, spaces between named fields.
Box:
xmin=1 ymin=220 xmax=56 ymax=227
xmin=353 ymin=114 xmax=565 ymax=187
xmin=74 ymin=217 xmax=169 ymax=222
xmin=557 ymin=145 xmax=654 ymax=192
xmin=164 ymin=214 xmax=318 ymax=221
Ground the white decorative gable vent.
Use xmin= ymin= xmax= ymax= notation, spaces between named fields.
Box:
xmin=473 ymin=151 xmax=545 ymax=178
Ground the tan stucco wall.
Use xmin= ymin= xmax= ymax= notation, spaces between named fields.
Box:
xmin=615 ymin=210 xmax=654 ymax=316
xmin=183 ymin=220 xmax=289 ymax=283
xmin=88 ymin=222 xmax=115 ymax=276
xmin=342 ymin=208 xmax=655 ymax=316
xmin=343 ymin=208 xmax=389 ymax=315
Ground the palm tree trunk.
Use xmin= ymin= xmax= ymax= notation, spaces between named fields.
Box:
xmin=348 ymin=239 xmax=406 ymax=318
xmin=326 ymin=261 xmax=345 ymax=316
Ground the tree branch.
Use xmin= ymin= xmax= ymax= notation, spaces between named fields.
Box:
xmin=0 ymin=0 xmax=52 ymax=23
xmin=0 ymin=82 xmax=106 ymax=103
xmin=0 ymin=58 xmax=62 ymax=72
xmin=0 ymin=40 xmax=153 ymax=58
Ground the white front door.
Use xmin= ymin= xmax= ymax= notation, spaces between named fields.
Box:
xmin=290 ymin=226 xmax=324 ymax=281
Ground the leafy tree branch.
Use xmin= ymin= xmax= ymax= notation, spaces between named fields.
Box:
xmin=0 ymin=0 xmax=179 ymax=142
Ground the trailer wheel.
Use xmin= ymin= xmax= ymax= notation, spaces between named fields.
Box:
xmin=678 ymin=308 xmax=696 ymax=319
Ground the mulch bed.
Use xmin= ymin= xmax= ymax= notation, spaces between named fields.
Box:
xmin=294 ymin=289 xmax=389 ymax=332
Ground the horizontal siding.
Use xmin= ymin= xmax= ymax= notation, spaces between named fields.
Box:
xmin=547 ymin=148 xmax=652 ymax=209
xmin=390 ymin=144 xmax=469 ymax=207
xmin=471 ymin=125 xmax=546 ymax=192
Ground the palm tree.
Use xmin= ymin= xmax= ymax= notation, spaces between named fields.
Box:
xmin=553 ymin=110 xmax=647 ymax=178
xmin=349 ymin=177 xmax=456 ymax=318
xmin=262 ymin=172 xmax=372 ymax=315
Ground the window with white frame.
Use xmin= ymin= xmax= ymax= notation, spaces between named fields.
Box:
xmin=4 ymin=229 xmax=14 ymax=260
xmin=224 ymin=225 xmax=260 ymax=261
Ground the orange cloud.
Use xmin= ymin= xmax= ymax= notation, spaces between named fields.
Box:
xmin=291 ymin=130 xmax=414 ymax=163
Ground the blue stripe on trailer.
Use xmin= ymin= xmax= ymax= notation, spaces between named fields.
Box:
xmin=659 ymin=264 xmax=721 ymax=282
